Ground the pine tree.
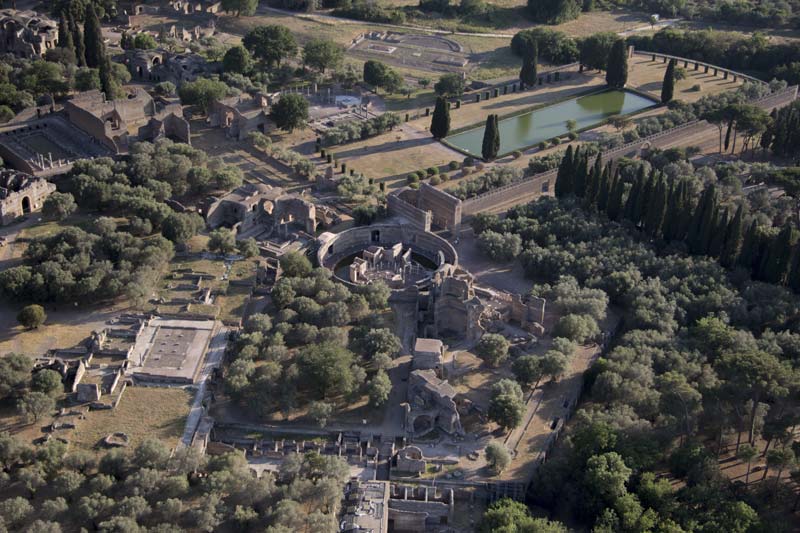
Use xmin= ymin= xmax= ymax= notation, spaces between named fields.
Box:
xmin=69 ymin=12 xmax=85 ymax=67
xmin=661 ymin=58 xmax=675 ymax=104
xmin=606 ymin=172 xmax=625 ymax=221
xmin=430 ymin=96 xmax=450 ymax=139
xmin=58 ymin=13 xmax=75 ymax=54
xmin=605 ymin=39 xmax=628 ymax=89
xmin=720 ymin=204 xmax=745 ymax=268
xmin=519 ymin=40 xmax=538 ymax=89
xmin=83 ymin=4 xmax=104 ymax=69
xmin=481 ymin=114 xmax=500 ymax=161
xmin=760 ymin=225 xmax=799 ymax=284
xmin=707 ymin=208 xmax=728 ymax=258
xmin=644 ymin=176 xmax=668 ymax=238
xmin=555 ymin=145 xmax=574 ymax=198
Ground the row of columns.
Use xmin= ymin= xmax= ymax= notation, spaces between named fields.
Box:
xmin=650 ymin=53 xmax=739 ymax=83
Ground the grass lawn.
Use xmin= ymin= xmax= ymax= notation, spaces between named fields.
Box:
xmin=70 ymin=386 xmax=192 ymax=450
xmin=217 ymin=285 xmax=252 ymax=323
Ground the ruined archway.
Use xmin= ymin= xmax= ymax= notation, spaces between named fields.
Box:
xmin=21 ymin=196 xmax=30 ymax=214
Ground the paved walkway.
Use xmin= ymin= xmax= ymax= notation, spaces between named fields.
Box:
xmin=179 ymin=326 xmax=228 ymax=447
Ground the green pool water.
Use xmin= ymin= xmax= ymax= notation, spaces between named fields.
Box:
xmin=445 ymin=89 xmax=656 ymax=157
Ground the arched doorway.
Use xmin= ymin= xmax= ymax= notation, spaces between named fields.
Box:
xmin=21 ymin=196 xmax=30 ymax=214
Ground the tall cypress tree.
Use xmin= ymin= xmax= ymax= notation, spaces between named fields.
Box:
xmin=787 ymin=243 xmax=800 ymax=292
xmin=69 ymin=12 xmax=85 ymax=67
xmin=606 ymin=172 xmax=625 ymax=221
xmin=635 ymin=169 xmax=655 ymax=226
xmin=573 ymin=151 xmax=589 ymax=198
xmin=605 ymin=39 xmax=628 ymax=89
xmin=58 ymin=13 xmax=75 ymax=54
xmin=738 ymin=220 xmax=763 ymax=274
xmin=83 ymin=4 xmax=104 ymax=69
xmin=430 ymin=96 xmax=450 ymax=139
xmin=687 ymin=185 xmax=718 ymax=255
xmin=644 ymin=176 xmax=668 ymax=238
xmin=760 ymin=224 xmax=798 ymax=284
xmin=555 ymin=145 xmax=575 ymax=198
xmin=585 ymin=154 xmax=603 ymax=206
xmin=99 ymin=55 xmax=115 ymax=100
xmin=481 ymin=114 xmax=500 ymax=161
xmin=672 ymin=180 xmax=694 ymax=242
xmin=707 ymin=208 xmax=728 ymax=258
xmin=520 ymin=40 xmax=538 ymax=89
xmin=623 ymin=171 xmax=642 ymax=222
xmin=720 ymin=204 xmax=745 ymax=268
xmin=596 ymin=163 xmax=612 ymax=212
xmin=661 ymin=59 xmax=675 ymax=104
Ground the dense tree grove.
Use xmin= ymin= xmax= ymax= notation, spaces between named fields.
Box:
xmin=526 ymin=0 xmax=581 ymax=24
xmin=225 ymin=267 xmax=394 ymax=418
xmin=362 ymin=60 xmax=403 ymax=94
xmin=0 ymin=225 xmax=173 ymax=304
xmin=472 ymin=185 xmax=800 ymax=530
xmin=628 ymin=28 xmax=800 ymax=85
xmin=0 ymin=433 xmax=349 ymax=532
xmin=0 ymin=138 xmax=246 ymax=303
xmin=511 ymin=28 xmax=579 ymax=65
xmin=555 ymin=147 xmax=800 ymax=289
xmin=761 ymin=100 xmax=800 ymax=158
xmin=320 ymin=113 xmax=401 ymax=146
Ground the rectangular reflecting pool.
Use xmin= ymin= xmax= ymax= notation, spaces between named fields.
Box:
xmin=444 ymin=89 xmax=657 ymax=157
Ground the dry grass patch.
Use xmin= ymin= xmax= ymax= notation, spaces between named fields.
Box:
xmin=328 ymin=128 xmax=461 ymax=188
xmin=70 ymin=386 xmax=192 ymax=450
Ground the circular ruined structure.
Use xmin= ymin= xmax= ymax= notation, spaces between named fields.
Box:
xmin=317 ymin=224 xmax=457 ymax=289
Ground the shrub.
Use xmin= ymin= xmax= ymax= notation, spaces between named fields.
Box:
xmin=449 ymin=160 xmax=461 ymax=170
xmin=568 ymin=132 xmax=578 ymax=140
xmin=427 ymin=166 xmax=439 ymax=176
xmin=409 ymin=182 xmax=420 ymax=190
xmin=415 ymin=170 xmax=427 ymax=180
xmin=485 ymin=442 xmax=511 ymax=473
xmin=553 ymin=314 xmax=600 ymax=344
xmin=539 ymin=141 xmax=549 ymax=150
xmin=512 ymin=150 xmax=522 ymax=159
xmin=475 ymin=163 xmax=485 ymax=171
xmin=406 ymin=173 xmax=419 ymax=184
xmin=691 ymin=83 xmax=702 ymax=92
xmin=463 ymin=156 xmax=475 ymax=167
xmin=17 ymin=305 xmax=46 ymax=329
xmin=440 ymin=173 xmax=449 ymax=182
xmin=429 ymin=175 xmax=441 ymax=185
xmin=551 ymin=137 xmax=562 ymax=145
